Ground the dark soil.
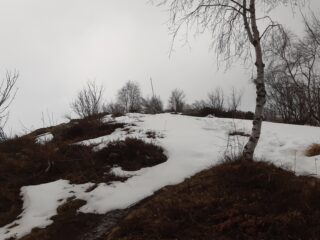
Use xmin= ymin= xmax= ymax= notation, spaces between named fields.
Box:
xmin=106 ymin=160 xmax=320 ymax=240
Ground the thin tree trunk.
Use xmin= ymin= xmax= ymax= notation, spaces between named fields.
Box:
xmin=243 ymin=0 xmax=267 ymax=161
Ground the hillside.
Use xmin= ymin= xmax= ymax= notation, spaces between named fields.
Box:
xmin=106 ymin=160 xmax=320 ymax=240
xmin=0 ymin=113 xmax=319 ymax=240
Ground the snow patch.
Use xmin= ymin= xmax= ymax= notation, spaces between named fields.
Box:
xmin=0 ymin=180 xmax=93 ymax=240
xmin=102 ymin=114 xmax=114 ymax=123
xmin=110 ymin=166 xmax=150 ymax=178
xmin=35 ymin=132 xmax=53 ymax=144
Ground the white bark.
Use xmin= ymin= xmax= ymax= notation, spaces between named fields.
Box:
xmin=242 ymin=0 xmax=267 ymax=161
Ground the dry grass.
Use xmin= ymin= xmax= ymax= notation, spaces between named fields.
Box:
xmin=20 ymin=198 xmax=128 ymax=240
xmin=228 ymin=130 xmax=250 ymax=137
xmin=0 ymin=136 xmax=167 ymax=227
xmin=0 ymin=115 xmax=167 ymax=230
xmin=183 ymin=107 xmax=254 ymax=120
xmin=106 ymin=160 xmax=320 ymax=240
xmin=305 ymin=143 xmax=320 ymax=157
xmin=56 ymin=117 xmax=124 ymax=143
xmin=96 ymin=138 xmax=167 ymax=171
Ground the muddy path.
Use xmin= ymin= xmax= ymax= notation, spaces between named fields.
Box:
xmin=80 ymin=209 xmax=129 ymax=240
xmin=19 ymin=199 xmax=129 ymax=240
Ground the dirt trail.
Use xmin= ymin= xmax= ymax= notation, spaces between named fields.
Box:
xmin=80 ymin=210 xmax=128 ymax=240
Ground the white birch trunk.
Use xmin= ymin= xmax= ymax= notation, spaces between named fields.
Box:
xmin=242 ymin=0 xmax=267 ymax=161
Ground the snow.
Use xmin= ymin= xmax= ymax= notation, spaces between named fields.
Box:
xmin=35 ymin=132 xmax=53 ymax=144
xmin=1 ymin=113 xmax=320 ymax=239
xmin=0 ymin=180 xmax=93 ymax=240
xmin=77 ymin=114 xmax=162 ymax=150
xmin=110 ymin=166 xmax=149 ymax=178
xmin=102 ymin=114 xmax=114 ymax=123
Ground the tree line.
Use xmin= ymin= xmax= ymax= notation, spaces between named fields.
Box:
xmin=70 ymin=79 xmax=251 ymax=119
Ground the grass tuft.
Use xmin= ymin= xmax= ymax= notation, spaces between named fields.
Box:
xmin=228 ymin=130 xmax=250 ymax=137
xmin=305 ymin=143 xmax=320 ymax=157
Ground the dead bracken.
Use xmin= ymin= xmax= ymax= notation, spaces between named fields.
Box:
xmin=106 ymin=160 xmax=320 ymax=240
xmin=305 ymin=143 xmax=320 ymax=157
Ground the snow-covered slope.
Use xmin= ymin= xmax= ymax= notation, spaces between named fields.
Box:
xmin=1 ymin=113 xmax=319 ymax=239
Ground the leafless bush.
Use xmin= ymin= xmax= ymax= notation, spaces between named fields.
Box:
xmin=207 ymin=88 xmax=224 ymax=111
xmin=71 ymin=80 xmax=104 ymax=118
xmin=117 ymin=81 xmax=142 ymax=113
xmin=168 ymin=88 xmax=185 ymax=113
xmin=0 ymin=71 xmax=18 ymax=140
xmin=104 ymin=102 xmax=125 ymax=117
xmin=191 ymin=100 xmax=207 ymax=111
xmin=142 ymin=95 xmax=163 ymax=114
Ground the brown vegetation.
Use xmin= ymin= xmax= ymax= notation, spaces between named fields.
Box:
xmin=228 ymin=131 xmax=250 ymax=137
xmin=184 ymin=107 xmax=254 ymax=120
xmin=305 ymin=144 xmax=320 ymax=157
xmin=20 ymin=199 xmax=128 ymax=240
xmin=25 ymin=113 xmax=124 ymax=144
xmin=54 ymin=115 xmax=124 ymax=143
xmin=106 ymin=160 xmax=320 ymax=240
xmin=96 ymin=138 xmax=167 ymax=171
xmin=0 ymin=116 xmax=167 ymax=231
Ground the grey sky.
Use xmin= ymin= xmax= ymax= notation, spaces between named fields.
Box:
xmin=0 ymin=0 xmax=319 ymax=134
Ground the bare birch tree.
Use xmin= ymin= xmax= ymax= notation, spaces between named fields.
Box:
xmin=156 ymin=0 xmax=303 ymax=160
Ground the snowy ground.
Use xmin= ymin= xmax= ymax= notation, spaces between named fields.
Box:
xmin=35 ymin=132 xmax=53 ymax=145
xmin=1 ymin=113 xmax=320 ymax=239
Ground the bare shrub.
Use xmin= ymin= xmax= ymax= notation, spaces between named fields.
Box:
xmin=71 ymin=80 xmax=104 ymax=118
xmin=191 ymin=100 xmax=207 ymax=111
xmin=142 ymin=95 xmax=163 ymax=114
xmin=207 ymin=88 xmax=224 ymax=111
xmin=104 ymin=102 xmax=125 ymax=117
xmin=0 ymin=71 xmax=19 ymax=140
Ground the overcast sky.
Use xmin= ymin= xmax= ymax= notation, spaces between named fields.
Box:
xmin=0 ymin=0 xmax=319 ymax=134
